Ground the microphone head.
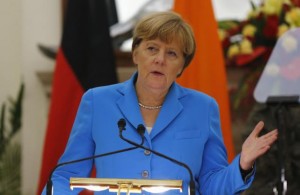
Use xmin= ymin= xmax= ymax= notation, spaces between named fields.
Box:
xmin=118 ymin=118 xmax=126 ymax=130
xmin=137 ymin=124 xmax=146 ymax=136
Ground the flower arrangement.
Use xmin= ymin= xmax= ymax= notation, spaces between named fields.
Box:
xmin=219 ymin=0 xmax=300 ymax=67
xmin=217 ymin=0 xmax=300 ymax=117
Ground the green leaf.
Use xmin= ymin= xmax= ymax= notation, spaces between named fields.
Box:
xmin=250 ymin=0 xmax=257 ymax=10
xmin=0 ymin=104 xmax=6 ymax=156
xmin=0 ymin=143 xmax=21 ymax=195
xmin=0 ymin=83 xmax=24 ymax=194
xmin=8 ymin=83 xmax=24 ymax=140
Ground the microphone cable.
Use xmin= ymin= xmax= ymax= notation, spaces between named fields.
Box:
xmin=46 ymin=123 xmax=145 ymax=195
xmin=118 ymin=118 xmax=196 ymax=195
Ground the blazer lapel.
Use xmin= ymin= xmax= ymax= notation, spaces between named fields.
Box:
xmin=116 ymin=74 xmax=144 ymax=130
xmin=151 ymin=83 xmax=184 ymax=139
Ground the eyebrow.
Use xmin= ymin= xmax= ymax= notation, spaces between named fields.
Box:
xmin=145 ymin=40 xmax=181 ymax=52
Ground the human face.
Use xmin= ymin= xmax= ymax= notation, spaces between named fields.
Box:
xmin=133 ymin=38 xmax=185 ymax=94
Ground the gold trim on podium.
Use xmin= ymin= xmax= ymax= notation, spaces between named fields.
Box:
xmin=70 ymin=177 xmax=183 ymax=194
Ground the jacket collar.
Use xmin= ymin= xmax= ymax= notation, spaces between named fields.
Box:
xmin=116 ymin=73 xmax=187 ymax=139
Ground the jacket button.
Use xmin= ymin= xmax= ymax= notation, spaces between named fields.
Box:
xmin=144 ymin=150 xmax=151 ymax=156
xmin=142 ymin=170 xmax=149 ymax=178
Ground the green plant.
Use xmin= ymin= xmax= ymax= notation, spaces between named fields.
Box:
xmin=0 ymin=83 xmax=24 ymax=195
xmin=0 ymin=143 xmax=21 ymax=195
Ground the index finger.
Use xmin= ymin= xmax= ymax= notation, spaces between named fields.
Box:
xmin=250 ymin=121 xmax=265 ymax=138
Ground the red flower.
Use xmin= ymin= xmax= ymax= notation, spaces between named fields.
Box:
xmin=263 ymin=15 xmax=279 ymax=39
xmin=222 ymin=37 xmax=231 ymax=49
xmin=282 ymin=3 xmax=292 ymax=12
xmin=235 ymin=46 xmax=267 ymax=66
xmin=291 ymin=0 xmax=300 ymax=7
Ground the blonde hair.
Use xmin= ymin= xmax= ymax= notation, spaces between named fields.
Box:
xmin=132 ymin=11 xmax=196 ymax=71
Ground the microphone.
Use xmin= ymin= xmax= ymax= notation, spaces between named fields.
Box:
xmin=118 ymin=118 xmax=196 ymax=195
xmin=118 ymin=118 xmax=145 ymax=143
xmin=46 ymin=122 xmax=145 ymax=195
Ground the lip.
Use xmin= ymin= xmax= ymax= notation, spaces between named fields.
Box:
xmin=150 ymin=71 xmax=164 ymax=76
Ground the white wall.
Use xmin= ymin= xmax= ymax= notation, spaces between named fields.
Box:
xmin=115 ymin=0 xmax=261 ymax=21
xmin=21 ymin=0 xmax=61 ymax=194
xmin=0 ymin=0 xmax=22 ymax=104
xmin=212 ymin=0 xmax=261 ymax=20
xmin=0 ymin=0 xmax=260 ymax=194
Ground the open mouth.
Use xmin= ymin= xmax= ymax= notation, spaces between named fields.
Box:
xmin=151 ymin=71 xmax=164 ymax=76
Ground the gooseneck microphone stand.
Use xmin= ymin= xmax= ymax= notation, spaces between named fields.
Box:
xmin=46 ymin=132 xmax=145 ymax=195
xmin=117 ymin=118 xmax=196 ymax=195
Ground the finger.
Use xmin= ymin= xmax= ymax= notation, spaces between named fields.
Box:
xmin=264 ymin=132 xmax=278 ymax=144
xmin=256 ymin=145 xmax=271 ymax=157
xmin=250 ymin=121 xmax=265 ymax=138
xmin=259 ymin=137 xmax=277 ymax=148
xmin=260 ymin=129 xmax=278 ymax=140
xmin=258 ymin=131 xmax=278 ymax=147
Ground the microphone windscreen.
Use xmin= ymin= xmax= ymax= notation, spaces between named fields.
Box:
xmin=137 ymin=124 xmax=146 ymax=136
xmin=118 ymin=118 xmax=126 ymax=129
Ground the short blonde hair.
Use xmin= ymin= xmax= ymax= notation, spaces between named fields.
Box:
xmin=132 ymin=11 xmax=196 ymax=71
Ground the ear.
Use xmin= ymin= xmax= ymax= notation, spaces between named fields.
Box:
xmin=132 ymin=49 xmax=138 ymax=65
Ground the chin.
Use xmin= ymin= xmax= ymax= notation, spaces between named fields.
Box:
xmin=148 ymin=84 xmax=169 ymax=92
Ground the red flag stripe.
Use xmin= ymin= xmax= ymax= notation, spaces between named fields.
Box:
xmin=37 ymin=49 xmax=84 ymax=194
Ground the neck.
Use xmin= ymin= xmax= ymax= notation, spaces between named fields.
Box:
xmin=135 ymin=82 xmax=167 ymax=107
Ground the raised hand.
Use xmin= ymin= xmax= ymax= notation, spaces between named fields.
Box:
xmin=240 ymin=121 xmax=278 ymax=170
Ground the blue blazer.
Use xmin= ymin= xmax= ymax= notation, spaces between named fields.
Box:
xmin=46 ymin=73 xmax=254 ymax=195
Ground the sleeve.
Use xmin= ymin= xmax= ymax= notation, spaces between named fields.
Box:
xmin=42 ymin=90 xmax=95 ymax=195
xmin=198 ymin=99 xmax=255 ymax=195
xmin=240 ymin=163 xmax=255 ymax=182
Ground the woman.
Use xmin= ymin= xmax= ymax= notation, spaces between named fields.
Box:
xmin=44 ymin=11 xmax=278 ymax=194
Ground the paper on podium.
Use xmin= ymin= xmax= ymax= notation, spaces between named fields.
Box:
xmin=254 ymin=28 xmax=300 ymax=104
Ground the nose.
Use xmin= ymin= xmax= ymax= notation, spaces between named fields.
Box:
xmin=153 ymin=50 xmax=165 ymax=65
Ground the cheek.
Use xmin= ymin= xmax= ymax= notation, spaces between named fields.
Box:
xmin=177 ymin=66 xmax=183 ymax=75
xmin=133 ymin=50 xmax=152 ymax=65
xmin=174 ymin=63 xmax=184 ymax=75
xmin=168 ymin=66 xmax=183 ymax=82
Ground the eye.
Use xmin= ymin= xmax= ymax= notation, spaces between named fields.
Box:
xmin=167 ymin=50 xmax=177 ymax=58
xmin=147 ymin=46 xmax=158 ymax=52
xmin=145 ymin=45 xmax=159 ymax=56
